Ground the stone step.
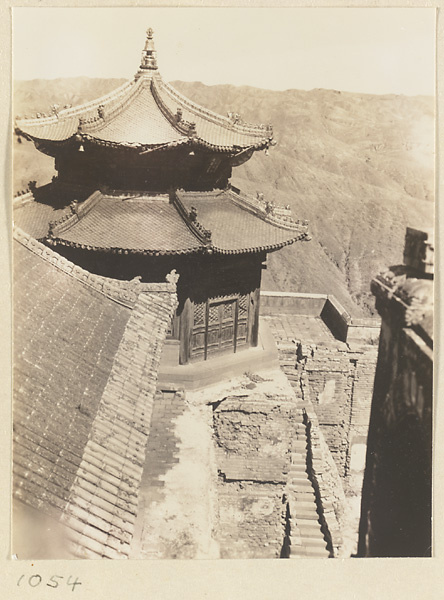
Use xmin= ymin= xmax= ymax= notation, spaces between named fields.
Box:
xmin=302 ymin=539 xmax=328 ymax=550
xmin=293 ymin=494 xmax=317 ymax=503
xmin=294 ymin=516 xmax=323 ymax=527
xmin=293 ymin=498 xmax=316 ymax=514
xmin=295 ymin=518 xmax=323 ymax=529
xmin=288 ymin=468 xmax=308 ymax=476
xmin=289 ymin=460 xmax=307 ymax=467
xmin=292 ymin=441 xmax=306 ymax=448
xmin=292 ymin=510 xmax=319 ymax=520
xmin=290 ymin=548 xmax=329 ymax=558
xmin=293 ymin=499 xmax=317 ymax=509
xmin=288 ymin=476 xmax=312 ymax=485
xmin=295 ymin=528 xmax=324 ymax=539
xmin=288 ymin=486 xmax=314 ymax=495
xmin=300 ymin=546 xmax=330 ymax=557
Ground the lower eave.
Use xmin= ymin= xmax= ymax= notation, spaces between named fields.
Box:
xmin=45 ymin=232 xmax=308 ymax=257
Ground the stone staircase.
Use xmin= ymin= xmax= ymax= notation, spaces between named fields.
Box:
xmin=283 ymin=416 xmax=331 ymax=558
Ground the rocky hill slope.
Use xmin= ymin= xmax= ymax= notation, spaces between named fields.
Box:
xmin=13 ymin=78 xmax=434 ymax=316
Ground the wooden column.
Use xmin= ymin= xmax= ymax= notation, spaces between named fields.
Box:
xmin=179 ymin=297 xmax=193 ymax=365
xmin=249 ymin=287 xmax=261 ymax=347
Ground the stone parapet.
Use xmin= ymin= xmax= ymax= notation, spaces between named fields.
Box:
xmin=261 ymin=291 xmax=380 ymax=344
xmin=358 ymin=227 xmax=433 ymax=557
xmin=371 ymin=270 xmax=433 ymax=346
xmin=403 ymin=226 xmax=434 ymax=276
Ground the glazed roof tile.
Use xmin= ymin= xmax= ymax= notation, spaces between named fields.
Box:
xmin=13 ymin=199 xmax=71 ymax=239
xmin=15 ymin=31 xmax=273 ymax=153
xmin=178 ymin=190 xmax=308 ymax=253
xmin=13 ymin=234 xmax=132 ymax=517
xmin=85 ymin=81 xmax=185 ymax=146
xmin=49 ymin=192 xmax=204 ymax=254
xmin=13 ymin=229 xmax=178 ymax=557
xmin=45 ymin=188 xmax=307 ymax=256
xmin=13 ymin=183 xmax=97 ymax=239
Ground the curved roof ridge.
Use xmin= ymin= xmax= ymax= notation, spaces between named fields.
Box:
xmin=79 ymin=78 xmax=147 ymax=134
xmin=153 ymin=73 xmax=272 ymax=138
xmin=16 ymin=79 xmax=136 ymax=129
xmin=226 ymin=187 xmax=308 ymax=232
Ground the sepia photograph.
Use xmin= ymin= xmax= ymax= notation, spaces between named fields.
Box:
xmin=11 ymin=6 xmax=434 ymax=564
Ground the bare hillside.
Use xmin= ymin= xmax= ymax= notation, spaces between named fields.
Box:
xmin=13 ymin=78 xmax=434 ymax=316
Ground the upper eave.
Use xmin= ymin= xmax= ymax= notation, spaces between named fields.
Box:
xmin=15 ymin=70 xmax=274 ymax=154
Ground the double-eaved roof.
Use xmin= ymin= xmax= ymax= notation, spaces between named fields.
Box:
xmin=13 ymin=227 xmax=177 ymax=558
xmin=15 ymin=29 xmax=273 ymax=155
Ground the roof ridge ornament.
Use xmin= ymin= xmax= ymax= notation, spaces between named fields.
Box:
xmin=139 ymin=27 xmax=158 ymax=71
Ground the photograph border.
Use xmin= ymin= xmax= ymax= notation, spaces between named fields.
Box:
xmin=2 ymin=1 xmax=442 ymax=599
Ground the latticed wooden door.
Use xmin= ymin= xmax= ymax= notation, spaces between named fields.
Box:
xmin=191 ymin=301 xmax=206 ymax=360
xmin=207 ymin=299 xmax=235 ymax=356
xmin=236 ymin=294 xmax=248 ymax=350
xmin=191 ymin=294 xmax=249 ymax=361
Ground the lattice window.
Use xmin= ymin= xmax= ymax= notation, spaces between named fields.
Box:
xmin=208 ymin=304 xmax=219 ymax=325
xmin=193 ymin=302 xmax=206 ymax=326
xmin=239 ymin=294 xmax=248 ymax=315
xmin=222 ymin=302 xmax=234 ymax=320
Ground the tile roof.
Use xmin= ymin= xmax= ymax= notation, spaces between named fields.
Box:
xmin=45 ymin=188 xmax=308 ymax=257
xmin=177 ymin=190 xmax=309 ymax=254
xmin=84 ymin=80 xmax=185 ymax=146
xmin=13 ymin=199 xmax=71 ymax=239
xmin=15 ymin=31 xmax=273 ymax=153
xmin=13 ymin=183 xmax=96 ymax=239
xmin=13 ymin=228 xmax=177 ymax=558
xmin=48 ymin=192 xmax=204 ymax=255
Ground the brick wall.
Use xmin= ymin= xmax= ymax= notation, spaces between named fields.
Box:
xmin=212 ymin=397 xmax=298 ymax=558
xmin=217 ymin=482 xmax=285 ymax=559
xmin=290 ymin=342 xmax=378 ymax=483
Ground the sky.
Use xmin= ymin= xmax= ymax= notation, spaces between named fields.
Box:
xmin=13 ymin=7 xmax=435 ymax=96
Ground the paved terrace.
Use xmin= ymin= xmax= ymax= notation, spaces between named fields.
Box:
xmin=263 ymin=313 xmax=344 ymax=347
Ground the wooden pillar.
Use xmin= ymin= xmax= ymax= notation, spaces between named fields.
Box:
xmin=249 ymin=287 xmax=261 ymax=347
xmin=179 ymin=297 xmax=193 ymax=365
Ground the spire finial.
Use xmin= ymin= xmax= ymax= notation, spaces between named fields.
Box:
xmin=139 ymin=27 xmax=158 ymax=71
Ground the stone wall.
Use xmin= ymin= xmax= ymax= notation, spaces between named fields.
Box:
xmin=213 ymin=397 xmax=293 ymax=558
xmin=358 ymin=227 xmax=433 ymax=557
xmin=207 ymin=374 xmax=331 ymax=559
xmin=283 ymin=340 xmax=378 ymax=485
xmin=217 ymin=482 xmax=286 ymax=559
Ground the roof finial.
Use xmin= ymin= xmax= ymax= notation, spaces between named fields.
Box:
xmin=139 ymin=27 xmax=158 ymax=71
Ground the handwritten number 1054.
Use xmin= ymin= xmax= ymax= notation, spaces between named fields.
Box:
xmin=17 ymin=574 xmax=82 ymax=591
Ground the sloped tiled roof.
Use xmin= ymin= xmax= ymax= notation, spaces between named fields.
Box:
xmin=13 ymin=198 xmax=71 ymax=239
xmin=13 ymin=228 xmax=177 ymax=558
xmin=48 ymin=192 xmax=205 ymax=255
xmin=13 ymin=183 xmax=96 ymax=239
xmin=15 ymin=31 xmax=273 ymax=154
xmin=178 ymin=190 xmax=308 ymax=254
xmin=44 ymin=188 xmax=308 ymax=257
